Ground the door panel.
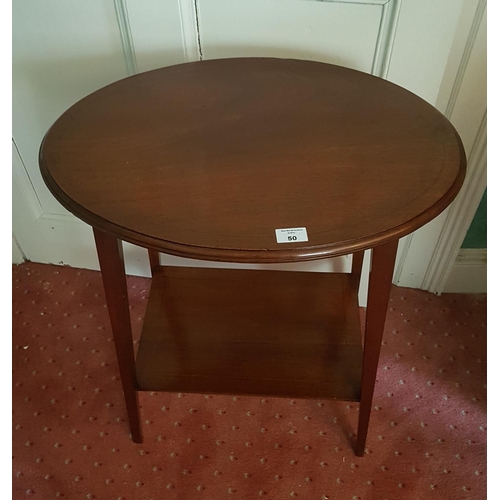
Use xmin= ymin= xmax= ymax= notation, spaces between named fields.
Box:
xmin=198 ymin=0 xmax=384 ymax=73
xmin=126 ymin=0 xmax=187 ymax=73
xmin=12 ymin=1 xmax=129 ymax=216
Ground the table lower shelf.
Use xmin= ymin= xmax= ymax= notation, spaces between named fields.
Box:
xmin=135 ymin=266 xmax=363 ymax=401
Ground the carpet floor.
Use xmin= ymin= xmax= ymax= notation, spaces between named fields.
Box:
xmin=12 ymin=262 xmax=486 ymax=499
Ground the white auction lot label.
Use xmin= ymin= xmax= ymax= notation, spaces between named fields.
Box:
xmin=275 ymin=227 xmax=308 ymax=243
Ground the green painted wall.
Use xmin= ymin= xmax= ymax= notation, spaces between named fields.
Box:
xmin=462 ymin=189 xmax=487 ymax=248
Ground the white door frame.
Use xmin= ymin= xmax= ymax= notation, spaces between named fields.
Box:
xmin=394 ymin=0 xmax=487 ymax=294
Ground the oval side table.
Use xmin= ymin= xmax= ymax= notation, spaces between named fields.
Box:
xmin=39 ymin=58 xmax=466 ymax=456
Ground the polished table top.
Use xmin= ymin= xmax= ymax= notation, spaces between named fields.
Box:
xmin=40 ymin=58 xmax=465 ymax=263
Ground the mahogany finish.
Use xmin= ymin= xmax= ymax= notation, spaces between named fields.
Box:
xmin=351 ymin=250 xmax=365 ymax=293
xmin=135 ymin=266 xmax=362 ymax=400
xmin=40 ymin=58 xmax=465 ymax=263
xmin=355 ymin=240 xmax=399 ymax=456
xmin=147 ymin=249 xmax=161 ymax=275
xmin=93 ymin=229 xmax=142 ymax=443
xmin=39 ymin=58 xmax=466 ymax=455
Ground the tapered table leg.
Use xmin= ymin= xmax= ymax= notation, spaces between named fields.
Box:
xmin=93 ymin=228 xmax=143 ymax=443
xmin=355 ymin=240 xmax=398 ymax=456
xmin=148 ymin=249 xmax=161 ymax=275
xmin=351 ymin=250 xmax=365 ymax=292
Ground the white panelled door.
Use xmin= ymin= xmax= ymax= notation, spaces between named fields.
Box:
xmin=13 ymin=0 xmax=474 ymax=304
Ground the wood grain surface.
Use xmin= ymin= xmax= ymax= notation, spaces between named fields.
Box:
xmin=135 ymin=266 xmax=362 ymax=400
xmin=40 ymin=58 xmax=465 ymax=263
xmin=93 ymin=228 xmax=143 ymax=442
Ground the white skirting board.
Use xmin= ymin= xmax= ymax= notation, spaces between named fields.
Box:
xmin=442 ymin=248 xmax=486 ymax=293
xmin=12 ymin=235 xmax=25 ymax=264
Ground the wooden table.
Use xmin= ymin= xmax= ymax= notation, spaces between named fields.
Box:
xmin=39 ymin=58 xmax=465 ymax=456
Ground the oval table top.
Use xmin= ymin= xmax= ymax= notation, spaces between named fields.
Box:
xmin=40 ymin=58 xmax=466 ymax=263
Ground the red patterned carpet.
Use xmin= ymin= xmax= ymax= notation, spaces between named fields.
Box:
xmin=12 ymin=262 xmax=486 ymax=499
